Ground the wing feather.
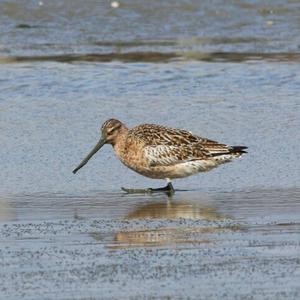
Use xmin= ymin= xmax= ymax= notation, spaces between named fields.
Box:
xmin=129 ymin=124 xmax=236 ymax=167
xmin=144 ymin=145 xmax=197 ymax=166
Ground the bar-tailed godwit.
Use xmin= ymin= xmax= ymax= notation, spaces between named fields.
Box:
xmin=73 ymin=119 xmax=247 ymax=194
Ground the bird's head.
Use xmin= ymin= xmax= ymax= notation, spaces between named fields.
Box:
xmin=72 ymin=118 xmax=125 ymax=174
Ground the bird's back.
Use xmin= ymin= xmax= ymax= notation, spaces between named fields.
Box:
xmin=129 ymin=123 xmax=211 ymax=146
xmin=127 ymin=123 xmax=246 ymax=166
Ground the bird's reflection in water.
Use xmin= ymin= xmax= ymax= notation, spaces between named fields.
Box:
xmin=125 ymin=200 xmax=223 ymax=220
xmin=106 ymin=196 xmax=237 ymax=249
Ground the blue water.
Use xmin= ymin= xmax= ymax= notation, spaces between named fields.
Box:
xmin=1 ymin=61 xmax=299 ymax=194
xmin=1 ymin=0 xmax=300 ymax=195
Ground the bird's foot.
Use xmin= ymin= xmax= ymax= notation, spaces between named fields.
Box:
xmin=121 ymin=183 xmax=175 ymax=195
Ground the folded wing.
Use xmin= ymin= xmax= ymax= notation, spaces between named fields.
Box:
xmin=130 ymin=123 xmax=246 ymax=167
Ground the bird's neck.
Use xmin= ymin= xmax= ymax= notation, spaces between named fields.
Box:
xmin=112 ymin=127 xmax=129 ymax=155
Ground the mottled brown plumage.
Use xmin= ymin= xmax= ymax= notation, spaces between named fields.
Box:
xmin=73 ymin=119 xmax=247 ymax=193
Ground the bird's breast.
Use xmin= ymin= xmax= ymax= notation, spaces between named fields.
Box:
xmin=113 ymin=137 xmax=149 ymax=172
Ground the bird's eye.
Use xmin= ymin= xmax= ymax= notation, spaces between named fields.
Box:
xmin=107 ymin=127 xmax=117 ymax=134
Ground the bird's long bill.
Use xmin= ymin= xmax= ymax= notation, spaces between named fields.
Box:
xmin=72 ymin=137 xmax=106 ymax=174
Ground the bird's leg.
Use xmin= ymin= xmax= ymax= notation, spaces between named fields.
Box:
xmin=150 ymin=182 xmax=175 ymax=193
xmin=121 ymin=179 xmax=175 ymax=195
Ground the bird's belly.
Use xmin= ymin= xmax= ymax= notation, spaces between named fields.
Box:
xmin=122 ymin=160 xmax=217 ymax=179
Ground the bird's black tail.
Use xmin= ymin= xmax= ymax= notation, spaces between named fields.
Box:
xmin=229 ymin=146 xmax=248 ymax=155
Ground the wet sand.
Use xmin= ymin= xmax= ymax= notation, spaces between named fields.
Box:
xmin=1 ymin=189 xmax=299 ymax=299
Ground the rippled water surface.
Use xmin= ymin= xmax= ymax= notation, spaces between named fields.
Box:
xmin=0 ymin=1 xmax=300 ymax=299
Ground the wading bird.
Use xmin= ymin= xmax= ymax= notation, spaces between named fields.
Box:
xmin=73 ymin=119 xmax=247 ymax=194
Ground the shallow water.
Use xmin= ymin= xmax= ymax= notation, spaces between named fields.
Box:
xmin=1 ymin=189 xmax=300 ymax=299
xmin=1 ymin=0 xmax=300 ymax=58
xmin=1 ymin=60 xmax=299 ymax=195
xmin=1 ymin=1 xmax=300 ymax=299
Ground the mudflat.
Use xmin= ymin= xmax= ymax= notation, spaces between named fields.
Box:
xmin=1 ymin=189 xmax=300 ymax=299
